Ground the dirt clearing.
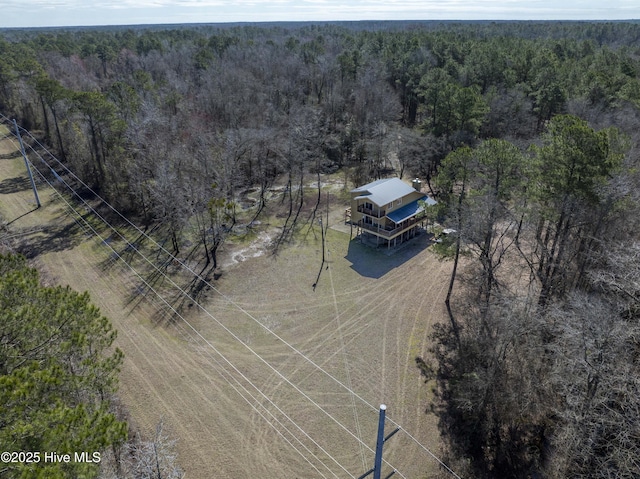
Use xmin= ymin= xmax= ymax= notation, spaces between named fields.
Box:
xmin=1 ymin=132 xmax=452 ymax=478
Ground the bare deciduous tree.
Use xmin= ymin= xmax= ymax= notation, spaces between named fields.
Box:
xmin=545 ymin=294 xmax=640 ymax=479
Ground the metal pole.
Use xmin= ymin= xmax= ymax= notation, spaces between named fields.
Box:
xmin=358 ymin=404 xmax=400 ymax=479
xmin=13 ymin=119 xmax=40 ymax=208
xmin=373 ymin=404 xmax=387 ymax=479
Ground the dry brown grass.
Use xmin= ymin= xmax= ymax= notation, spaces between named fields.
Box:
xmin=1 ymin=134 xmax=453 ymax=479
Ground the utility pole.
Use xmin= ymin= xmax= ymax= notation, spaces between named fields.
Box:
xmin=357 ymin=404 xmax=400 ymax=479
xmin=13 ymin=119 xmax=40 ymax=208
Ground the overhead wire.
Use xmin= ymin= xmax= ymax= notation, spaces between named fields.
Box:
xmin=4 ymin=121 xmax=396 ymax=479
xmin=0 ymin=124 xmax=343 ymax=477
xmin=11 ymin=133 xmax=347 ymax=479
xmin=6 ymin=118 xmax=402 ymax=473
xmin=10 ymin=115 xmax=458 ymax=479
xmin=3 ymin=114 xmax=463 ymax=479
xmin=16 ymin=131 xmax=392 ymax=478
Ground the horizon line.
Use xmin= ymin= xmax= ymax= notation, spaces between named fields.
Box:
xmin=3 ymin=18 xmax=640 ymax=31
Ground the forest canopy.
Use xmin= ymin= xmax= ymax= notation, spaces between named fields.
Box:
xmin=2 ymin=20 xmax=640 ymax=478
xmin=0 ymin=254 xmax=126 ymax=478
xmin=2 ymin=21 xmax=640 ymax=217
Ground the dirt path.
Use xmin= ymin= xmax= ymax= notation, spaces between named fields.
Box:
xmin=1 ymin=133 xmax=452 ymax=479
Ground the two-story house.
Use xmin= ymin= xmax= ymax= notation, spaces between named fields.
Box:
xmin=350 ymin=178 xmax=436 ymax=249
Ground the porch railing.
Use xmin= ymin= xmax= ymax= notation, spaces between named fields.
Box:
xmin=357 ymin=205 xmax=386 ymax=218
xmin=359 ymin=218 xmax=418 ymax=238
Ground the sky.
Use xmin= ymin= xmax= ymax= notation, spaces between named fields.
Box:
xmin=0 ymin=0 xmax=639 ymax=29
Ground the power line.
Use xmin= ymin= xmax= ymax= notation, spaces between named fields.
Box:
xmin=10 ymin=119 xmax=383 ymax=417
xmin=19 ymin=141 xmax=347 ymax=479
xmin=0 ymin=126 xmax=343 ymax=476
xmin=2 ymin=115 xmax=464 ymax=479
xmin=10 ymin=118 xmax=455 ymax=479
xmin=12 ymin=119 xmax=40 ymax=208
xmin=4 ymin=116 xmax=457 ymax=479
xmin=6 ymin=126 xmax=383 ymax=479
xmin=19 ymin=136 xmax=384 ymax=476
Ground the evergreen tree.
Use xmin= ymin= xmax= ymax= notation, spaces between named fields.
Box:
xmin=0 ymin=254 xmax=126 ymax=479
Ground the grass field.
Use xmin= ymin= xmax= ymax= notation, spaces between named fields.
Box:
xmin=1 ymin=132 xmax=453 ymax=479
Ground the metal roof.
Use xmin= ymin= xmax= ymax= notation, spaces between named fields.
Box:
xmin=387 ymin=195 xmax=436 ymax=224
xmin=351 ymin=178 xmax=417 ymax=206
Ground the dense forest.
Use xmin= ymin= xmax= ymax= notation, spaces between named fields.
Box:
xmin=2 ymin=20 xmax=640 ymax=478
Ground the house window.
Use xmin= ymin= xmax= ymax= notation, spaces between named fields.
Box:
xmin=397 ymin=197 xmax=402 ymax=206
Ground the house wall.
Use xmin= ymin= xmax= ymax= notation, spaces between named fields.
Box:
xmin=350 ymin=198 xmax=386 ymax=226
xmin=382 ymin=190 xmax=424 ymax=215
xmin=350 ymin=189 xmax=424 ymax=226
xmin=350 ymin=179 xmax=434 ymax=248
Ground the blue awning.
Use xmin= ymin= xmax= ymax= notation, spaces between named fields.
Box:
xmin=386 ymin=195 xmax=436 ymax=224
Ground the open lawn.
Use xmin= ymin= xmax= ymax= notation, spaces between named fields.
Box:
xmin=1 ymin=132 xmax=452 ymax=479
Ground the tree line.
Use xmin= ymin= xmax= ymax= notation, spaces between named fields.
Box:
xmin=2 ymin=22 xmax=640 ymax=252
xmin=418 ymin=111 xmax=640 ymax=477
xmin=3 ymin=20 xmax=640 ymax=477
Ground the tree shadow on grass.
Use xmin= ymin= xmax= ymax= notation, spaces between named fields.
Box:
xmin=161 ymin=273 xmax=213 ymax=325
xmin=120 ymin=241 xmax=215 ymax=324
xmin=122 ymin=256 xmax=173 ymax=313
xmin=345 ymin=231 xmax=432 ymax=279
xmin=98 ymin=224 xmax=165 ymax=274
xmin=159 ymin=246 xmax=217 ymax=325
xmin=98 ymin=236 xmax=145 ymax=272
xmin=0 ymin=150 xmax=22 ymax=160
xmin=17 ymin=221 xmax=86 ymax=259
xmin=0 ymin=175 xmax=31 ymax=195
